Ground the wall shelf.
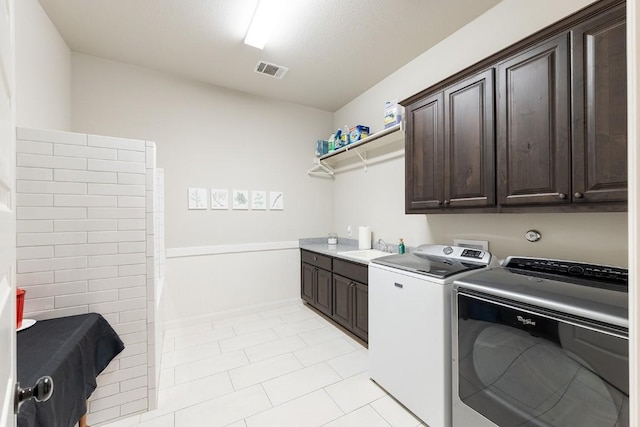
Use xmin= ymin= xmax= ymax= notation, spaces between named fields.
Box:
xmin=307 ymin=123 xmax=405 ymax=177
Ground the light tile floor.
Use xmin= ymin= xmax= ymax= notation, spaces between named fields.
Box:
xmin=97 ymin=303 xmax=424 ymax=427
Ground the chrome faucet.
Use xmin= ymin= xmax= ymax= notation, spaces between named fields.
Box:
xmin=378 ymin=238 xmax=390 ymax=253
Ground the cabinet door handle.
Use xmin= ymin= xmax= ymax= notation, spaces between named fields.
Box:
xmin=394 ymin=283 xmax=404 ymax=289
xmin=436 ymin=200 xmax=442 ymax=205
xmin=313 ymin=256 xmax=317 ymax=261
xmin=558 ymin=193 xmax=567 ymax=200
xmin=574 ymin=192 xmax=583 ymax=199
xmin=444 ymin=200 xmax=450 ymax=206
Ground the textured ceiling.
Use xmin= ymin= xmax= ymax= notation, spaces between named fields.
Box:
xmin=38 ymin=0 xmax=502 ymax=112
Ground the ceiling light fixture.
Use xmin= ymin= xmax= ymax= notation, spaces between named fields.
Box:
xmin=244 ymin=0 xmax=283 ymax=49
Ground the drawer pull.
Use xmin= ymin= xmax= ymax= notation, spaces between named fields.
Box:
xmin=394 ymin=283 xmax=404 ymax=289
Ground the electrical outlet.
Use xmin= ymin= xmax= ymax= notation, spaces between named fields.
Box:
xmin=347 ymin=225 xmax=352 ymax=237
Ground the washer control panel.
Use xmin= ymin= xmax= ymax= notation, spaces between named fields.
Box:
xmin=412 ymin=244 xmax=493 ymax=265
xmin=461 ymin=249 xmax=485 ymax=259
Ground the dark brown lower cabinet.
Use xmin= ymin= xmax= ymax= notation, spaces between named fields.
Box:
xmin=352 ymin=282 xmax=369 ymax=341
xmin=314 ymin=267 xmax=332 ymax=316
xmin=331 ymin=274 xmax=368 ymax=341
xmin=300 ymin=262 xmax=332 ymax=317
xmin=301 ymin=250 xmax=369 ymax=342
xmin=301 ymin=262 xmax=315 ymax=304
xmin=332 ymin=274 xmax=352 ymax=329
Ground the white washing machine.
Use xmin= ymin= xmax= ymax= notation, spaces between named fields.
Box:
xmin=369 ymin=245 xmax=497 ymax=427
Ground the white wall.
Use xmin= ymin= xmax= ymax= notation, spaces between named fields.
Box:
xmin=71 ymin=54 xmax=334 ymax=248
xmin=335 ymin=0 xmax=601 ymax=131
xmin=164 ymin=249 xmax=300 ymax=321
xmin=15 ymin=0 xmax=71 ymax=131
xmin=70 ymin=54 xmax=334 ymax=320
xmin=332 ymin=0 xmax=628 ymax=266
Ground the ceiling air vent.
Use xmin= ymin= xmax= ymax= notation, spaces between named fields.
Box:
xmin=255 ymin=61 xmax=288 ymax=79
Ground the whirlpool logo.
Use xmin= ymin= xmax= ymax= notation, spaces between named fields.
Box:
xmin=517 ymin=315 xmax=536 ymax=326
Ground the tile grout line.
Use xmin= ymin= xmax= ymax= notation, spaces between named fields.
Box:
xmin=100 ymin=303 xmax=421 ymax=427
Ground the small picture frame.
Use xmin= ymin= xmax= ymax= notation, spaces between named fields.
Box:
xmin=233 ymin=190 xmax=249 ymax=210
xmin=270 ymin=191 xmax=284 ymax=210
xmin=211 ymin=189 xmax=229 ymax=210
xmin=252 ymin=190 xmax=267 ymax=210
xmin=188 ymin=188 xmax=207 ymax=210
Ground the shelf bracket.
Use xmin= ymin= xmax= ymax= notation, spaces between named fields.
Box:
xmin=355 ymin=150 xmax=368 ymax=172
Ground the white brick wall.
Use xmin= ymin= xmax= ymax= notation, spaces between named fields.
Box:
xmin=15 ymin=127 xmax=163 ymax=425
xmin=152 ymin=168 xmax=165 ymax=412
xmin=145 ymin=143 xmax=158 ymax=411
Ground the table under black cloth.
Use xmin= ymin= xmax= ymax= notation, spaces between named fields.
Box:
xmin=17 ymin=313 xmax=124 ymax=427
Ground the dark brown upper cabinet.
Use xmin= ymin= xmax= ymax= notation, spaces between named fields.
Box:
xmin=571 ymin=4 xmax=627 ymax=204
xmin=444 ymin=69 xmax=495 ymax=208
xmin=405 ymin=92 xmax=444 ymax=211
xmin=496 ymin=33 xmax=571 ymax=207
xmin=402 ymin=0 xmax=626 ymax=214
xmin=406 ymin=69 xmax=495 ymax=213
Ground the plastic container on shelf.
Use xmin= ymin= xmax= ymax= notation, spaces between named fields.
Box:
xmin=315 ymin=140 xmax=329 ymax=157
xmin=349 ymin=125 xmax=370 ymax=143
xmin=385 ymin=101 xmax=404 ymax=129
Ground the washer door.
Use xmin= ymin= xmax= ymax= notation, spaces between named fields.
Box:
xmin=456 ymin=292 xmax=628 ymax=427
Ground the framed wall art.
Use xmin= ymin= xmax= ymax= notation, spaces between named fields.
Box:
xmin=188 ymin=187 xmax=207 ymax=210
xmin=270 ymin=191 xmax=284 ymax=210
xmin=252 ymin=190 xmax=267 ymax=210
xmin=211 ymin=189 xmax=229 ymax=210
xmin=233 ymin=190 xmax=249 ymax=210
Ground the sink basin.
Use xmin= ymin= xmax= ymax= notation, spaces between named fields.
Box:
xmin=337 ymin=249 xmax=392 ymax=262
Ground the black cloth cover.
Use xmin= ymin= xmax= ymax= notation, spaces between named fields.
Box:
xmin=17 ymin=313 xmax=125 ymax=427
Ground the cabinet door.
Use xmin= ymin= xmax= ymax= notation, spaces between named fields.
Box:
xmin=352 ymin=282 xmax=368 ymax=341
xmin=572 ymin=4 xmax=627 ymax=203
xmin=315 ymin=268 xmax=333 ymax=316
xmin=332 ymin=274 xmax=353 ymax=330
xmin=301 ymin=262 xmax=315 ymax=304
xmin=444 ymin=68 xmax=495 ymax=207
xmin=497 ymin=33 xmax=571 ymax=206
xmin=405 ymin=92 xmax=445 ymax=211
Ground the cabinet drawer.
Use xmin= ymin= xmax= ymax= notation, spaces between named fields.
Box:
xmin=301 ymin=250 xmax=332 ymax=270
xmin=333 ymin=258 xmax=368 ymax=284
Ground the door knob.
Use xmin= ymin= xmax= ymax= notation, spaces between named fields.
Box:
xmin=444 ymin=200 xmax=450 ymax=206
xmin=574 ymin=192 xmax=583 ymax=199
xmin=14 ymin=376 xmax=54 ymax=414
xmin=558 ymin=193 xmax=567 ymax=200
